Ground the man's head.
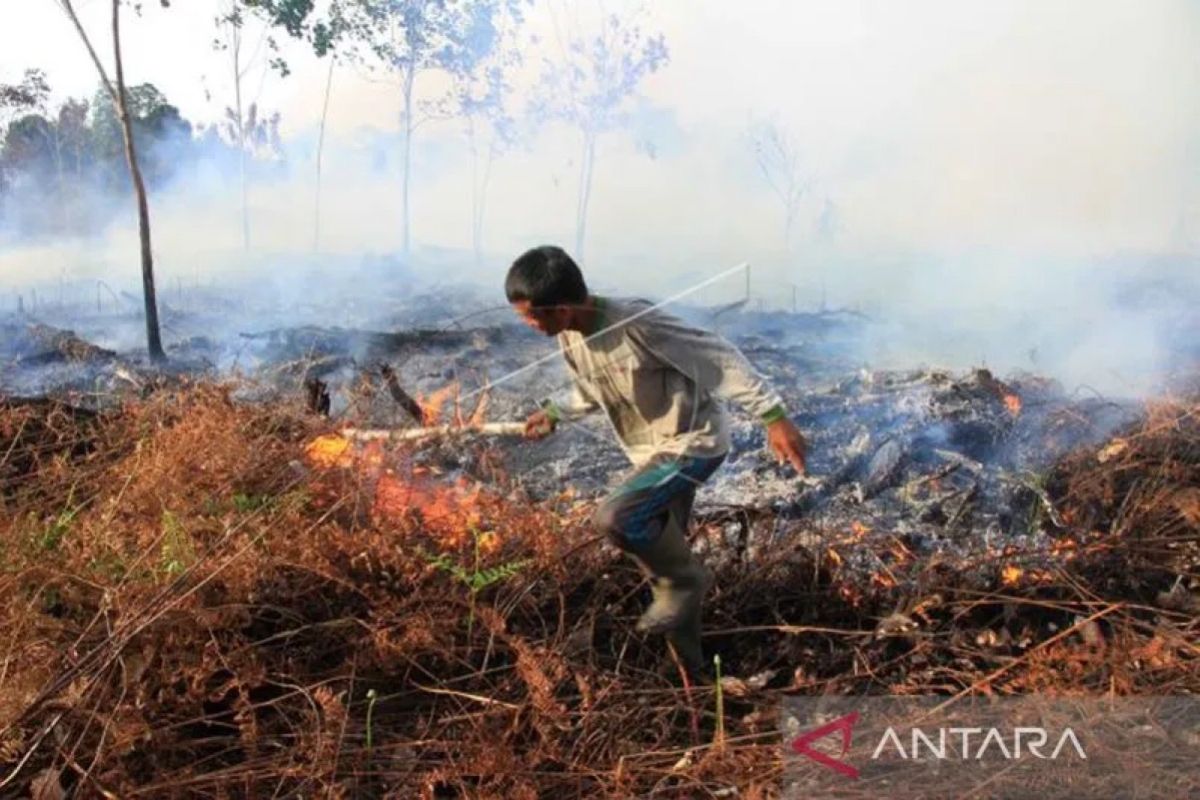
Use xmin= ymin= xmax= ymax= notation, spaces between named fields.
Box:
xmin=505 ymin=245 xmax=589 ymax=336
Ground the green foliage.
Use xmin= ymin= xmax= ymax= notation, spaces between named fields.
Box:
xmin=87 ymin=548 xmax=128 ymax=581
xmin=232 ymin=492 xmax=273 ymax=512
xmin=39 ymin=505 xmax=78 ymax=552
xmin=159 ymin=509 xmax=197 ymax=577
xmin=231 ymin=0 xmax=353 ymax=65
xmin=0 ymin=68 xmax=49 ymax=122
xmin=0 ymin=75 xmax=221 ymax=235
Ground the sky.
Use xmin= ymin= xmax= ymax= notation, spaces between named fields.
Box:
xmin=6 ymin=0 xmax=1198 ymax=261
xmin=3 ymin=0 xmax=1199 ymax=392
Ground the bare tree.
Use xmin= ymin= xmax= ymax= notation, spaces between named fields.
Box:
xmin=56 ymin=0 xmax=164 ymax=361
xmin=220 ymin=4 xmax=254 ymax=249
xmin=534 ymin=1 xmax=668 ymax=261
xmin=208 ymin=0 xmax=349 ymax=253
xmin=453 ymin=6 xmax=526 ymax=265
xmin=214 ymin=2 xmax=283 ymax=250
xmin=342 ymin=0 xmax=525 ymax=257
xmin=747 ymin=116 xmax=807 ymax=251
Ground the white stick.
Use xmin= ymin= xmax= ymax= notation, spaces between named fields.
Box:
xmin=341 ymin=422 xmax=525 ymax=442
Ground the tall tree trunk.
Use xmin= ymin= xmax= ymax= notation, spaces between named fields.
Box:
xmin=48 ymin=126 xmax=68 ymax=231
xmin=231 ymin=20 xmax=250 ymax=250
xmin=313 ymin=58 xmax=334 ymax=252
xmin=467 ymin=116 xmax=495 ymax=266
xmin=58 ymin=0 xmax=163 ymax=361
xmin=574 ymin=130 xmax=596 ymax=260
xmin=474 ymin=144 xmax=495 ymax=266
xmin=400 ymin=70 xmax=414 ymax=256
xmin=112 ymin=0 xmax=164 ymax=360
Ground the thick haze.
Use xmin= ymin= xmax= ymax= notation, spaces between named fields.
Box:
xmin=2 ymin=0 xmax=1199 ymax=394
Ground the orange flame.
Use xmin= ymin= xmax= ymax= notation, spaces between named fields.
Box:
xmin=871 ymin=572 xmax=896 ymax=589
xmin=1002 ymin=393 xmax=1022 ymax=416
xmin=306 ymin=434 xmax=353 ymax=468
xmin=373 ymin=472 xmax=495 ymax=550
xmin=305 ymin=419 xmax=500 ymax=551
xmin=1000 ymin=564 xmax=1023 ymax=586
xmin=418 ymin=382 xmax=461 ymax=426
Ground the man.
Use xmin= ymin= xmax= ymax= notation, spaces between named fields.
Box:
xmin=507 ymin=245 xmax=807 ymax=678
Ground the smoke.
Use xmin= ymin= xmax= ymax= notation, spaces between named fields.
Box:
xmin=2 ymin=0 xmax=1198 ymax=398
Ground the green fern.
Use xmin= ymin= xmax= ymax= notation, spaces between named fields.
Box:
xmin=416 ymin=531 xmax=529 ymax=638
xmin=417 ymin=547 xmax=529 ymax=592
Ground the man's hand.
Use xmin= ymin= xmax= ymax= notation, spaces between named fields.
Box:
xmin=523 ymin=409 xmax=557 ymax=440
xmin=766 ymin=417 xmax=807 ymax=475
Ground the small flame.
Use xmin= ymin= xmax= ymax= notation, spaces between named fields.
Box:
xmin=418 ymin=382 xmax=461 ymax=426
xmin=871 ymin=572 xmax=896 ymax=589
xmin=374 ymin=473 xmax=494 ymax=549
xmin=1003 ymin=393 xmax=1022 ymax=416
xmin=850 ymin=520 xmax=869 ymax=539
xmin=1051 ymin=539 xmax=1077 ymax=556
xmin=306 ymin=434 xmax=353 ymax=468
xmin=1001 ymin=564 xmax=1023 ymax=586
xmin=477 ymin=530 xmax=500 ymax=554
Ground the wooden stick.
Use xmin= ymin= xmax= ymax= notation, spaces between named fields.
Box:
xmin=342 ymin=422 xmax=525 ymax=442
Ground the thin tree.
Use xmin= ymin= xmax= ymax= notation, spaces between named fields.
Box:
xmin=341 ymin=0 xmax=515 ymax=256
xmin=215 ymin=2 xmax=283 ymax=250
xmin=453 ymin=3 xmax=526 ymax=264
xmin=221 ymin=4 xmax=254 ymax=249
xmin=534 ymin=1 xmax=667 ymax=260
xmin=213 ymin=0 xmax=347 ymax=252
xmin=56 ymin=0 xmax=164 ymax=361
xmin=747 ymin=116 xmax=807 ymax=252
xmin=313 ymin=56 xmax=335 ymax=252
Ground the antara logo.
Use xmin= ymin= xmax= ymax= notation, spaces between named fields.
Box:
xmin=790 ymin=713 xmax=1087 ymax=780
xmin=871 ymin=726 xmax=1087 ymax=761
xmin=791 ymin=712 xmax=861 ymax=779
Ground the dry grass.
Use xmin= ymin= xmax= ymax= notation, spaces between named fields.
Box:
xmin=0 ymin=384 xmax=1197 ymax=797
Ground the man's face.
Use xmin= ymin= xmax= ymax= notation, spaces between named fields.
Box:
xmin=511 ymin=300 xmax=568 ymax=336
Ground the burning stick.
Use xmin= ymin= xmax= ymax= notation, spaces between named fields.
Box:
xmin=304 ymin=378 xmax=331 ymax=416
xmin=379 ymin=363 xmax=425 ymax=423
xmin=341 ymin=422 xmax=526 ymax=442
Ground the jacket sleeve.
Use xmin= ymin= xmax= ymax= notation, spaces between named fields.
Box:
xmin=542 ymin=379 xmax=600 ymax=423
xmin=627 ymin=310 xmax=787 ymax=424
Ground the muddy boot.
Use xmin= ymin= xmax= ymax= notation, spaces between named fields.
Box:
xmin=626 ymin=518 xmax=712 ymax=672
xmin=667 ymin=597 xmax=709 ymax=682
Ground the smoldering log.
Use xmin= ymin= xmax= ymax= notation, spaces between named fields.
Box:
xmin=18 ymin=323 xmax=116 ymax=365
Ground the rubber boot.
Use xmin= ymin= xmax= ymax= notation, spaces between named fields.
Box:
xmin=625 ymin=514 xmax=711 ymax=677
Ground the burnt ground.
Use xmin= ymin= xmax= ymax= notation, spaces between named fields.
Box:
xmin=1 ymin=279 xmax=1199 ymax=797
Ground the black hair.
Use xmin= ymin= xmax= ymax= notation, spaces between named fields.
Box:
xmin=505 ymin=245 xmax=589 ymax=308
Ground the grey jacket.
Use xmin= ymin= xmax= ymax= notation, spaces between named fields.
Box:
xmin=545 ymin=296 xmax=786 ymax=466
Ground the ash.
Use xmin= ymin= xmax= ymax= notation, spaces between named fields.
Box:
xmin=0 ymin=276 xmax=1152 ymax=593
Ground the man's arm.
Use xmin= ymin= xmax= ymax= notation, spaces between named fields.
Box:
xmin=542 ymin=382 xmax=600 ymax=424
xmin=525 ymin=381 xmax=600 ymax=439
xmin=627 ymin=309 xmax=807 ymax=473
xmin=627 ymin=310 xmax=785 ymax=421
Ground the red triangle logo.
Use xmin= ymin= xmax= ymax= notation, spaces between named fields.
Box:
xmin=791 ymin=711 xmax=860 ymax=779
